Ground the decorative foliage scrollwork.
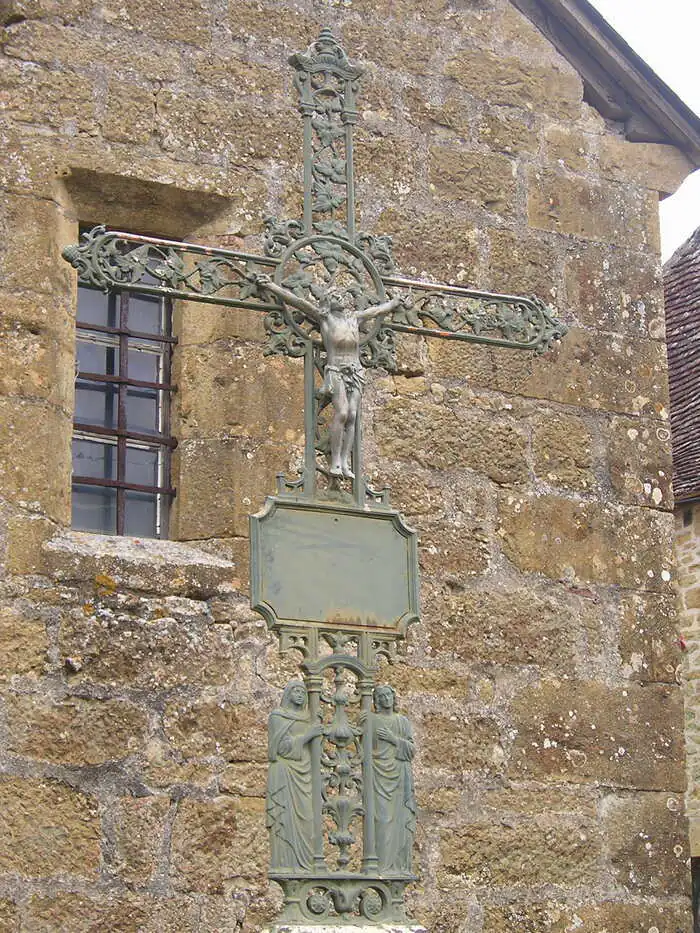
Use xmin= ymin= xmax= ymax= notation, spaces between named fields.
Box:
xmin=385 ymin=279 xmax=568 ymax=355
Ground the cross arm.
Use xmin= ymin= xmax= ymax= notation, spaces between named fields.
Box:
xmin=380 ymin=274 xmax=567 ymax=355
xmin=62 ymin=225 xmax=281 ymax=314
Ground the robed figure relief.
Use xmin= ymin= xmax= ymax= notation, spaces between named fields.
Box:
xmin=267 ymin=680 xmax=323 ymax=872
xmin=369 ymin=685 xmax=416 ymax=874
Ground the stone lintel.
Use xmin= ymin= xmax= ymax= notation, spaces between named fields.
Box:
xmin=264 ymin=926 xmax=428 ymax=933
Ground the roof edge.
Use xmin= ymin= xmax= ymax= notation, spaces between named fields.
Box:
xmin=510 ymin=0 xmax=700 ymax=167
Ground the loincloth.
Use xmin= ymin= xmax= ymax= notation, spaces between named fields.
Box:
xmin=320 ymin=363 xmax=365 ymax=398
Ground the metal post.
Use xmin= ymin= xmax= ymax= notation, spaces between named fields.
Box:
xmin=305 ymin=672 xmax=326 ymax=871
xmin=360 ymin=671 xmax=378 ymax=873
xmin=303 ymin=341 xmax=317 ymax=497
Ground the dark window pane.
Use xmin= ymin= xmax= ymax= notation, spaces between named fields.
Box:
xmin=72 ymin=438 xmax=117 ymax=480
xmin=77 ymin=287 xmax=115 ymax=327
xmin=129 ymin=295 xmax=163 ymax=335
xmin=125 ymin=445 xmax=160 ymax=486
xmin=77 ymin=338 xmax=119 ymax=376
xmin=126 ymin=387 xmax=159 ymax=433
xmin=72 ymin=483 xmax=117 ymax=534
xmin=124 ymin=489 xmax=158 ymax=537
xmin=128 ymin=344 xmax=161 ymax=382
xmin=75 ymin=381 xmax=118 ymax=428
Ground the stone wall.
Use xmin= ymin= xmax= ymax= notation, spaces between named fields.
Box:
xmin=0 ymin=0 xmax=695 ymax=930
xmin=677 ymin=503 xmax=700 ymax=861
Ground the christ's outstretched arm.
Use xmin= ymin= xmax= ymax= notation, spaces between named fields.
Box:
xmin=356 ymin=294 xmax=401 ymax=325
xmin=251 ymin=273 xmax=320 ymax=321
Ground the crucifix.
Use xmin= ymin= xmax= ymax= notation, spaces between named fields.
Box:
xmin=63 ymin=27 xmax=567 ymax=929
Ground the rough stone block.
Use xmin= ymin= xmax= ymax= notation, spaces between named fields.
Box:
xmin=173 ymin=437 xmax=292 ymax=540
xmin=498 ymin=492 xmax=674 ymax=589
xmin=176 ymin=298 xmax=266 ymax=347
xmin=375 ymin=208 xmax=481 ymax=283
xmin=0 ymin=194 xmax=72 ymax=296
xmin=527 ymin=169 xmax=657 ymax=249
xmin=227 ymin=2 xmax=319 ymax=49
xmin=0 ymin=900 xmax=18 ymax=933
xmin=606 ymin=415 xmax=673 ymax=510
xmin=600 ymin=137 xmax=694 ymax=196
xmin=482 ymin=900 xmax=690 ymax=932
xmin=510 ymin=680 xmax=685 ymax=791
xmin=487 ymin=228 xmax=559 ymax=298
xmin=419 ymin=713 xmax=503 ymax=774
xmin=170 ymin=796 xmax=267 ymax=893
xmin=477 ymin=107 xmax=539 ymax=156
xmin=176 ymin=343 xmax=304 ymax=443
xmin=0 ymin=777 xmax=100 ymax=877
xmin=563 ymin=241 xmax=664 ymax=338
xmin=0 ymin=605 xmax=47 ymax=679
xmin=544 ymin=124 xmax=593 ymax=173
xmin=445 ymin=49 xmax=582 ymax=119
xmin=59 ymin=598 xmax=236 ymax=689
xmin=426 ymin=583 xmax=602 ymax=672
xmin=376 ymin=397 xmax=528 ymax=484
xmin=114 ymin=796 xmax=170 ymax=885
xmin=5 ymin=693 xmax=149 ymax=765
xmin=164 ymin=699 xmax=267 ymax=762
xmin=619 ymin=592 xmax=682 ymax=684
xmin=603 ymin=791 xmax=689 ymax=894
xmin=0 ymin=58 xmax=99 ymax=135
xmin=532 ymin=411 xmax=596 ymax=490
xmin=0 ymin=398 xmax=72 ymax=523
xmin=103 ymin=80 xmax=156 ymax=145
xmin=0 ymin=320 xmax=73 ymax=409
xmin=354 ymin=131 xmax=425 ymax=195
xmin=428 ymin=145 xmax=515 ymax=214
xmin=439 ymin=812 xmax=600 ymax=886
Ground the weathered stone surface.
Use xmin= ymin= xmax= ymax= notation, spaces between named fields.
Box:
xmin=0 ymin=778 xmax=100 ymax=876
xmin=219 ymin=762 xmax=266 ymax=798
xmin=487 ymin=228 xmax=558 ymax=297
xmin=428 ymin=328 xmax=670 ymax=418
xmin=419 ymin=713 xmax=503 ymax=774
xmin=164 ymin=699 xmax=267 ymax=762
xmin=606 ymin=415 xmax=673 ymax=510
xmin=445 ymin=49 xmax=582 ymax=118
xmin=60 ymin=598 xmax=236 ymax=689
xmin=564 ymin=241 xmax=664 ymax=338
xmin=377 ymin=397 xmax=527 ymax=484
xmin=439 ymin=812 xmax=600 ymax=886
xmin=510 ymin=680 xmax=685 ymax=791
xmin=600 ymin=136 xmax=694 ymax=196
xmin=603 ymin=791 xmax=689 ymax=894
xmin=176 ymin=298 xmax=265 ymax=346
xmin=498 ymin=492 xmax=674 ymax=589
xmin=0 ymin=397 xmax=71 ymax=522
xmin=113 ymin=796 xmax=170 ymax=885
xmin=176 ymin=343 xmax=304 ymax=443
xmin=5 ymin=693 xmax=149 ymax=765
xmin=103 ymin=80 xmax=156 ymax=145
xmin=170 ymin=796 xmax=267 ymax=893
xmin=0 ymin=320 xmax=73 ymax=409
xmin=44 ymin=532 xmax=237 ymax=597
xmin=426 ymin=583 xmax=602 ymax=672
xmin=375 ymin=208 xmax=481 ymax=283
xmin=5 ymin=512 xmax=55 ymax=575
xmin=477 ymin=107 xmax=539 ymax=156
xmin=531 ymin=412 xmax=595 ymax=491
xmin=173 ymin=437 xmax=291 ymax=540
xmin=619 ymin=591 xmax=682 ymax=684
xmin=528 ymin=169 xmax=658 ymax=249
xmin=0 ymin=605 xmax=47 ymax=678
xmin=0 ymin=900 xmax=18 ymax=933
xmin=428 ymin=145 xmax=515 ymax=214
xmin=482 ymin=900 xmax=690 ymax=932
xmin=544 ymin=124 xmax=593 ymax=173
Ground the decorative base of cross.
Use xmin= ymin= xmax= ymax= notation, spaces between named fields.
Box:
xmin=263 ymin=925 xmax=428 ymax=933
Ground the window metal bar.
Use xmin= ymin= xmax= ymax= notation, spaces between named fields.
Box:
xmin=73 ymin=475 xmax=176 ymax=496
xmin=76 ymin=320 xmax=178 ymax=344
xmin=73 ymin=422 xmax=178 ymax=448
xmin=116 ymin=292 xmax=129 ymax=535
xmin=76 ymin=371 xmax=174 ymax=392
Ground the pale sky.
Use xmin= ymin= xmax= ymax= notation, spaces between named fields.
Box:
xmin=587 ymin=0 xmax=700 ymax=261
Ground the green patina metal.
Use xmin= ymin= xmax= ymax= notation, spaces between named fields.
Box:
xmin=61 ymin=27 xmax=569 ymax=925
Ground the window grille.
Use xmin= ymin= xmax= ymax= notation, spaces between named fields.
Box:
xmin=72 ymin=281 xmax=176 ymax=538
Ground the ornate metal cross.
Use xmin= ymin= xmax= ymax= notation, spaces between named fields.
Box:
xmin=64 ymin=27 xmax=566 ymax=509
xmin=63 ymin=28 xmax=567 ymax=927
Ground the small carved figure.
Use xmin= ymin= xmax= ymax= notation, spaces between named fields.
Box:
xmin=251 ymin=273 xmax=400 ymax=478
xmin=369 ymin=684 xmax=416 ymax=874
xmin=267 ymin=680 xmax=324 ymax=872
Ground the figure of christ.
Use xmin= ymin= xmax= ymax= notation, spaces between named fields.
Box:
xmin=267 ymin=680 xmax=324 ymax=872
xmin=369 ymin=684 xmax=416 ymax=874
xmin=251 ymin=273 xmax=400 ymax=478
